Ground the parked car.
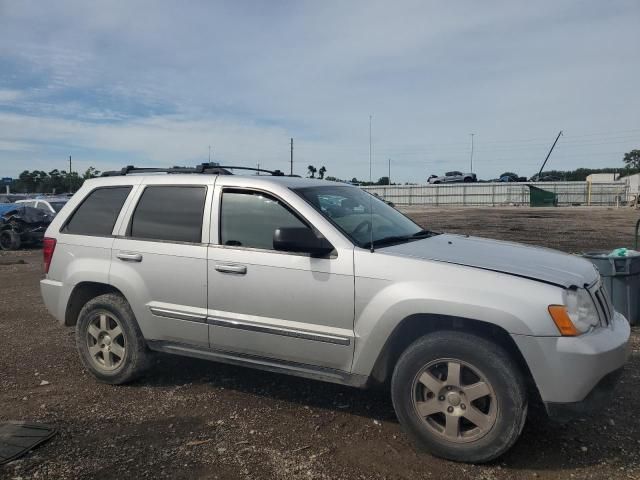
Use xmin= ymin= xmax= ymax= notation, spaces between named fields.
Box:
xmin=499 ymin=174 xmax=527 ymax=182
xmin=40 ymin=166 xmax=629 ymax=463
xmin=428 ymin=171 xmax=477 ymax=184
xmin=0 ymin=205 xmax=53 ymax=250
xmin=16 ymin=196 xmax=69 ymax=215
xmin=529 ymin=174 xmax=562 ymax=182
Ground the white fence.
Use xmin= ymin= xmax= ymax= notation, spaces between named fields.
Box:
xmin=363 ymin=182 xmax=628 ymax=207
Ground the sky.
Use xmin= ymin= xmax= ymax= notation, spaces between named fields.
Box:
xmin=0 ymin=0 xmax=639 ymax=182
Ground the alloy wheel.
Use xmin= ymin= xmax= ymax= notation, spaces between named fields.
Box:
xmin=411 ymin=358 xmax=497 ymax=443
xmin=86 ymin=312 xmax=126 ymax=371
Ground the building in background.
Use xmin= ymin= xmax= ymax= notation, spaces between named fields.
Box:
xmin=586 ymin=173 xmax=619 ymax=183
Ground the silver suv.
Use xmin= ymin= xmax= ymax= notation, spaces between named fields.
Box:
xmin=40 ymin=165 xmax=630 ymax=463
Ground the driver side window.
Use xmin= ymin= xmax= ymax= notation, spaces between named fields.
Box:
xmin=220 ymin=190 xmax=307 ymax=250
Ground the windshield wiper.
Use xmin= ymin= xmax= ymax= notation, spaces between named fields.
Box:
xmin=363 ymin=229 xmax=436 ymax=249
xmin=411 ymin=229 xmax=437 ymax=237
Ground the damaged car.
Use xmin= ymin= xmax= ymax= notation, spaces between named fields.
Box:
xmin=0 ymin=205 xmax=54 ymax=250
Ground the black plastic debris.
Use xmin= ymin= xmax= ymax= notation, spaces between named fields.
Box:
xmin=0 ymin=422 xmax=56 ymax=465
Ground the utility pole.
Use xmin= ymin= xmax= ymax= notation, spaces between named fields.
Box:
xmin=470 ymin=133 xmax=474 ymax=172
xmin=257 ymin=162 xmax=260 ymax=175
xmin=388 ymin=158 xmax=391 ymax=185
xmin=536 ymin=130 xmax=563 ymax=181
xmin=208 ymin=145 xmax=211 ymax=163
xmin=68 ymin=155 xmax=72 ymax=193
xmin=290 ymin=138 xmax=294 ymax=176
xmin=369 ymin=115 xmax=373 ymax=183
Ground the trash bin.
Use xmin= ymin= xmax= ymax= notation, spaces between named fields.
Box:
xmin=528 ymin=185 xmax=558 ymax=207
xmin=582 ymin=251 xmax=640 ymax=325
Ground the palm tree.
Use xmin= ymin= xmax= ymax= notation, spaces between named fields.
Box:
xmin=307 ymin=165 xmax=317 ymax=178
xmin=318 ymin=166 xmax=327 ymax=179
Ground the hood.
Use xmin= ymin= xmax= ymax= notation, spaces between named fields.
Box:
xmin=380 ymin=233 xmax=598 ymax=288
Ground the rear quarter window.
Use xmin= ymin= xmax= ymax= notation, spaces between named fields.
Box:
xmin=62 ymin=186 xmax=132 ymax=236
xmin=128 ymin=185 xmax=206 ymax=243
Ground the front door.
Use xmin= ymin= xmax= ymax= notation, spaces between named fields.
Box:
xmin=207 ymin=187 xmax=355 ymax=371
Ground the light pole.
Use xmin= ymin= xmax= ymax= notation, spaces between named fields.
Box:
xmin=388 ymin=158 xmax=391 ymax=185
xmin=369 ymin=115 xmax=373 ymax=183
xmin=470 ymin=134 xmax=474 ymax=172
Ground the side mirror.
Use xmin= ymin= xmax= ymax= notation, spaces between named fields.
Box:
xmin=273 ymin=227 xmax=334 ymax=257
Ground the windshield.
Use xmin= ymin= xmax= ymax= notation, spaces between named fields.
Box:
xmin=49 ymin=202 xmax=67 ymax=212
xmin=294 ymin=185 xmax=427 ymax=248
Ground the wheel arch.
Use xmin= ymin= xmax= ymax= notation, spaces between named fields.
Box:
xmin=65 ymin=281 xmax=126 ymax=326
xmin=367 ymin=313 xmax=541 ymax=403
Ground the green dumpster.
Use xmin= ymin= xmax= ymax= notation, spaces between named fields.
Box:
xmin=582 ymin=251 xmax=640 ymax=325
xmin=528 ymin=185 xmax=558 ymax=207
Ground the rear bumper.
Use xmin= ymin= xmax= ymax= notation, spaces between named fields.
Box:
xmin=40 ymin=278 xmax=65 ymax=324
xmin=512 ymin=311 xmax=630 ymax=404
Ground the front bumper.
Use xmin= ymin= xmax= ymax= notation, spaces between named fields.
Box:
xmin=512 ymin=311 xmax=630 ymax=405
xmin=545 ymin=367 xmax=624 ymax=421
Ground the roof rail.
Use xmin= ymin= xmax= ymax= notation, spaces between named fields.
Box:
xmin=101 ymin=163 xmax=286 ymax=177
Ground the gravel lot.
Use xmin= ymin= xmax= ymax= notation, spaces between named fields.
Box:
xmin=1 ymin=206 xmax=639 ymax=480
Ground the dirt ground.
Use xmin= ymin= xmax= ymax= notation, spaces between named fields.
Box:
xmin=1 ymin=207 xmax=639 ymax=480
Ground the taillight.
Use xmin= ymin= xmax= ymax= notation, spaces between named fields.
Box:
xmin=43 ymin=237 xmax=57 ymax=274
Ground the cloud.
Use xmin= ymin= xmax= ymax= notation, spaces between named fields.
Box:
xmin=0 ymin=89 xmax=23 ymax=103
xmin=0 ymin=1 xmax=639 ymax=180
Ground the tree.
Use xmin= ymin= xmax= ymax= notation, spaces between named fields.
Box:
xmin=376 ymin=176 xmax=389 ymax=185
xmin=83 ymin=166 xmax=101 ymax=179
xmin=318 ymin=166 xmax=326 ymax=179
xmin=623 ymin=150 xmax=640 ymax=170
xmin=307 ymin=165 xmax=317 ymax=178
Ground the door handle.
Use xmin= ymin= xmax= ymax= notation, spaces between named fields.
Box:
xmin=215 ymin=263 xmax=247 ymax=275
xmin=117 ymin=252 xmax=143 ymax=262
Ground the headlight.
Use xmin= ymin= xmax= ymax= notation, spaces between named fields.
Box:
xmin=548 ymin=288 xmax=599 ymax=336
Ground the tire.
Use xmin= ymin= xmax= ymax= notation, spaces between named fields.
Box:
xmin=75 ymin=293 xmax=151 ymax=384
xmin=463 ymin=177 xmax=473 ymax=183
xmin=0 ymin=229 xmax=21 ymax=250
xmin=391 ymin=331 xmax=527 ymax=463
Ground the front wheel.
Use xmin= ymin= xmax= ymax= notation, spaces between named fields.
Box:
xmin=0 ymin=229 xmax=21 ymax=250
xmin=391 ymin=331 xmax=527 ymax=463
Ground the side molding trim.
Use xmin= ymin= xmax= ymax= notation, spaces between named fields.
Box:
xmin=149 ymin=307 xmax=207 ymax=323
xmin=207 ymin=317 xmax=351 ymax=346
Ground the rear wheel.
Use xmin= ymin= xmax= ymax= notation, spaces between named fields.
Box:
xmin=391 ymin=331 xmax=527 ymax=463
xmin=0 ymin=230 xmax=20 ymax=250
xmin=76 ymin=293 xmax=150 ymax=384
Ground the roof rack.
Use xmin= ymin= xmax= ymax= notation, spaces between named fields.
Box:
xmin=101 ymin=163 xmax=286 ymax=177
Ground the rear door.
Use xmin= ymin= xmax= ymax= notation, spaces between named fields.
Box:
xmin=110 ymin=178 xmax=214 ymax=347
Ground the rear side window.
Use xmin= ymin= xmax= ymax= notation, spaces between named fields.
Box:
xmin=63 ymin=187 xmax=131 ymax=236
xmin=129 ymin=186 xmax=206 ymax=243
